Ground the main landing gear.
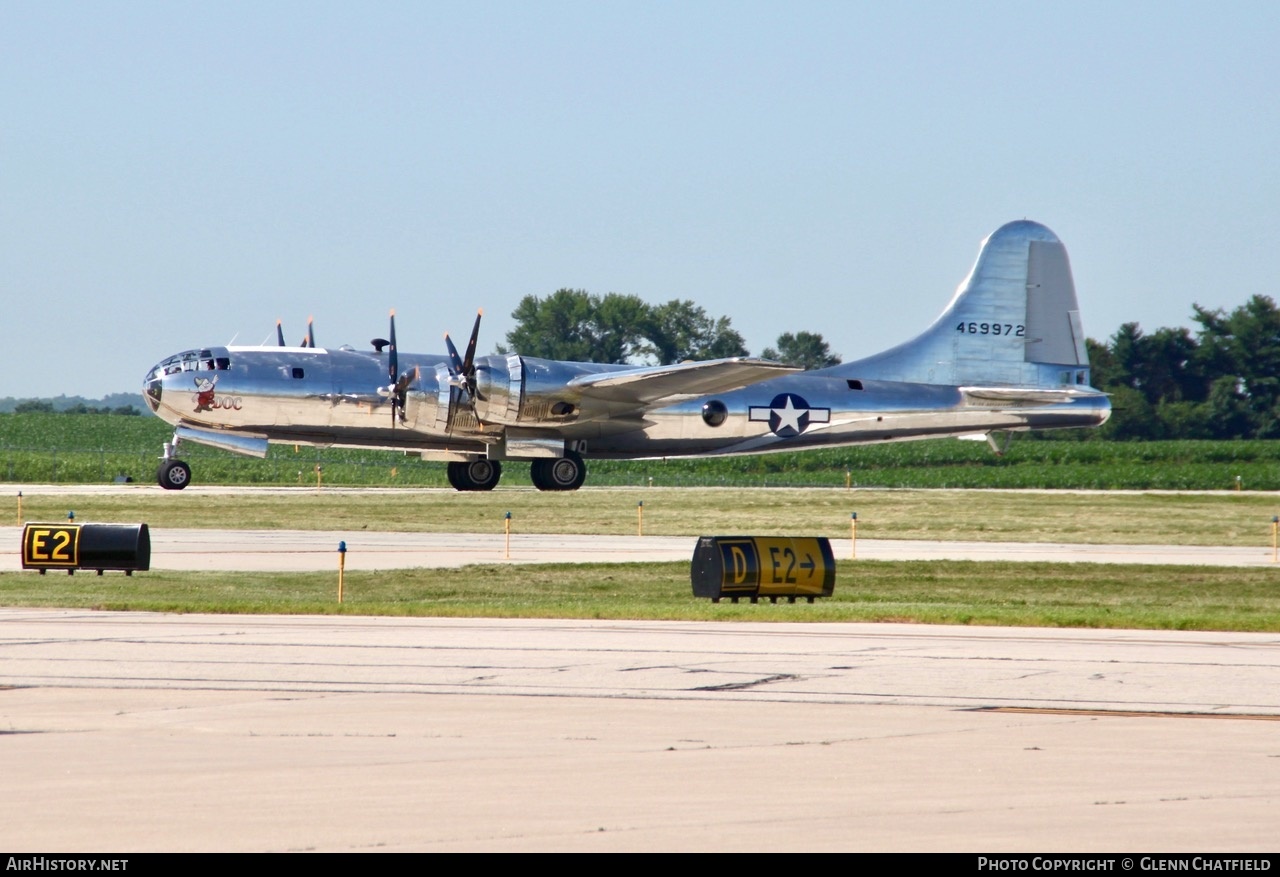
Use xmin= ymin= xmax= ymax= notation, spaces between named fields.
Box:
xmin=446 ymin=459 xmax=502 ymax=491
xmin=445 ymin=452 xmax=586 ymax=492
xmin=157 ymin=436 xmax=192 ymax=490
xmin=529 ymin=451 xmax=586 ymax=492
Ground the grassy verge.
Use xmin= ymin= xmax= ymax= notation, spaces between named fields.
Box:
xmin=6 ymin=482 xmax=1279 ymax=632
xmin=9 ymin=486 xmax=1280 ymax=546
xmin=2 ymin=560 xmax=1277 ymax=631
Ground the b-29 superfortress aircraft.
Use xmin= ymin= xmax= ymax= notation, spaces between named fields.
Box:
xmin=143 ymin=220 xmax=1110 ymax=491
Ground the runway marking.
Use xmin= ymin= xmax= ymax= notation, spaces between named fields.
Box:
xmin=976 ymin=707 xmax=1280 ymax=721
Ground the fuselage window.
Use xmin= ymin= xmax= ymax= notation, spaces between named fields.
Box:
xmin=846 ymin=380 xmax=864 ymax=390
xmin=292 ymin=367 xmax=305 ymax=379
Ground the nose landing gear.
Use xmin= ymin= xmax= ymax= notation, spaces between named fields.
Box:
xmin=157 ymin=437 xmax=192 ymax=490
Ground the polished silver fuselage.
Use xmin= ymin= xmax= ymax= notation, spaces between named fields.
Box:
xmin=144 ymin=344 xmax=1109 ymax=462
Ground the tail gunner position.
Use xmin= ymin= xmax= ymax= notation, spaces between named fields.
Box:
xmin=143 ymin=220 xmax=1110 ymax=491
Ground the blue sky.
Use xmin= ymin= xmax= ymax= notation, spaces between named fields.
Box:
xmin=3 ymin=1 xmax=1278 ymax=398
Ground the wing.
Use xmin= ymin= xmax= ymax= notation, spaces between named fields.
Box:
xmin=568 ymin=358 xmax=799 ymax=409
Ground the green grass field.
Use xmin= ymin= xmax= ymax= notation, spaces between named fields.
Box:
xmin=3 ymin=486 xmax=1279 ymax=631
xmin=6 ymin=412 xmax=1280 ymax=489
xmin=3 ymin=560 xmax=1278 ymax=631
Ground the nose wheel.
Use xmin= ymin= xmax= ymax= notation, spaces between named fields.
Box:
xmin=158 ymin=459 xmax=192 ymax=490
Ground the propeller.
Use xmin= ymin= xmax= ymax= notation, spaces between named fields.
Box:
xmin=377 ymin=310 xmax=417 ymax=426
xmin=276 ymin=321 xmax=286 ymax=347
xmin=443 ymin=309 xmax=483 ymax=400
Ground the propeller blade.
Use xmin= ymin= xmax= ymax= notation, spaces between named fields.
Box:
xmin=461 ymin=309 xmax=483 ymax=376
xmin=396 ymin=365 xmax=418 ymax=395
xmin=443 ymin=310 xmax=484 ymax=399
xmin=388 ymin=310 xmax=398 ymax=382
xmin=444 ymin=332 xmax=465 ymax=376
xmin=276 ymin=321 xmax=285 ymax=347
xmin=304 ymin=317 xmax=315 ymax=349
xmin=382 ymin=311 xmax=415 ymax=428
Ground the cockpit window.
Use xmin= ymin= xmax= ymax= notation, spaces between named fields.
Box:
xmin=160 ymin=350 xmax=230 ymax=375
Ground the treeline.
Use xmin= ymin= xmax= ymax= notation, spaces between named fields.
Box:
xmin=498 ymin=289 xmax=842 ymax=370
xmin=0 ymin=393 xmax=147 ymax=416
xmin=11 ymin=400 xmax=143 ymax=416
xmin=1087 ymin=294 xmax=1280 ymax=440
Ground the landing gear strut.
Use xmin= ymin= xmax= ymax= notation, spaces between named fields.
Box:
xmin=446 ymin=459 xmax=502 ymax=491
xmin=156 ymin=436 xmax=192 ymax=490
xmin=530 ymin=451 xmax=587 ymax=491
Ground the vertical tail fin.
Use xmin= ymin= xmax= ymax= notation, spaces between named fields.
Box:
xmin=845 ymin=220 xmax=1092 ymax=388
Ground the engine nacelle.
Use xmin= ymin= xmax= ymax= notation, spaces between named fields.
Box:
xmin=474 ymin=355 xmax=594 ymax=426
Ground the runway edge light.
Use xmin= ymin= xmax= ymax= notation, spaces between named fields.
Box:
xmin=337 ymin=541 xmax=347 ymax=603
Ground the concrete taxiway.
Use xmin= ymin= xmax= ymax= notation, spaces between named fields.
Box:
xmin=1 ymin=610 xmax=1278 ymax=852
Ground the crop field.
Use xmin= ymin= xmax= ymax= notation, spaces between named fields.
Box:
xmin=6 ymin=412 xmax=1280 ymax=489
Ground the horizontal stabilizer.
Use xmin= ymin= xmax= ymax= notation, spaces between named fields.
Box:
xmin=960 ymin=386 xmax=1108 ymax=404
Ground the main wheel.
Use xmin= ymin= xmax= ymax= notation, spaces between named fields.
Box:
xmin=529 ymin=459 xmax=551 ymax=491
xmin=446 ymin=461 xmax=467 ymax=490
xmin=447 ymin=459 xmax=502 ymax=491
xmin=463 ymin=459 xmax=501 ymax=491
xmin=157 ymin=459 xmax=192 ymax=490
xmin=530 ymin=452 xmax=586 ymax=491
